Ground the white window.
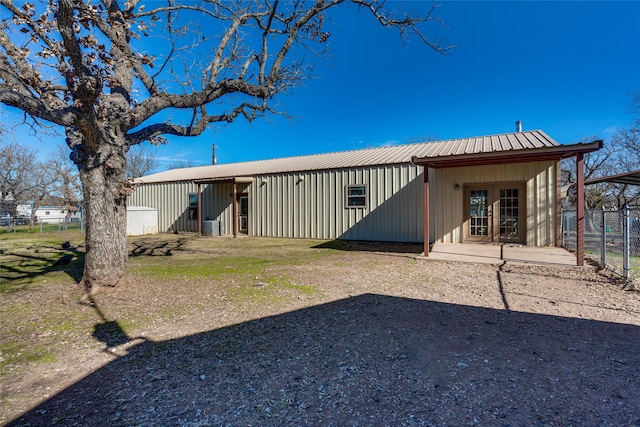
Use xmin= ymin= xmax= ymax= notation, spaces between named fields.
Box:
xmin=345 ymin=185 xmax=367 ymax=208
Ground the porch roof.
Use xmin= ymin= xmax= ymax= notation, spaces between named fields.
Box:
xmin=411 ymin=140 xmax=603 ymax=168
xmin=583 ymin=169 xmax=640 ymax=187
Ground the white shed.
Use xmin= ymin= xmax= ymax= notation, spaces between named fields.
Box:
xmin=127 ymin=206 xmax=158 ymax=236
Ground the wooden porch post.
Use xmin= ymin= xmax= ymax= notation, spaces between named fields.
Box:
xmin=197 ymin=183 xmax=202 ymax=235
xmin=423 ymin=167 xmax=430 ymax=256
xmin=576 ymin=153 xmax=585 ymax=266
xmin=232 ymin=181 xmax=238 ymax=238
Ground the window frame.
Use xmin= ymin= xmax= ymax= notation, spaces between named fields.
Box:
xmin=345 ymin=184 xmax=368 ymax=209
xmin=188 ymin=193 xmax=198 ymax=220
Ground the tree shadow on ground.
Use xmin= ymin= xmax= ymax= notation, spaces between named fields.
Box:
xmin=7 ymin=294 xmax=640 ymax=426
xmin=128 ymin=237 xmax=191 ymax=257
xmin=313 ymin=240 xmax=423 ymax=255
xmin=82 ymin=297 xmax=145 ymax=350
xmin=0 ymin=245 xmax=84 ymax=289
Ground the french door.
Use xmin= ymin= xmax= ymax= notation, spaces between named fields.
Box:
xmin=464 ymin=183 xmax=525 ymax=243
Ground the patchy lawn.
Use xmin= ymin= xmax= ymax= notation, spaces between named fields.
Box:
xmin=1 ymin=234 xmax=640 ymax=426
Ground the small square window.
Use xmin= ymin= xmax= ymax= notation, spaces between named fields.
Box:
xmin=345 ymin=185 xmax=367 ymax=208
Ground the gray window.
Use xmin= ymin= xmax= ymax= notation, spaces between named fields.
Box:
xmin=345 ymin=185 xmax=367 ymax=208
xmin=188 ymin=193 xmax=198 ymax=220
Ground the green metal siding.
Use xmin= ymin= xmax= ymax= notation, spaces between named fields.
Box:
xmin=250 ymin=164 xmax=424 ymax=242
xmin=129 ymin=160 xmax=558 ymax=246
xmin=128 ymin=181 xmax=198 ymax=233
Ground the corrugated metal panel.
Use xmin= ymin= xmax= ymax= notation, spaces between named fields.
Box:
xmin=128 ymin=181 xmax=199 ymax=232
xmin=135 ymin=130 xmax=559 ymax=184
xmin=248 ymin=164 xmax=424 ymax=242
xmin=130 ymin=158 xmax=559 ymax=245
xmin=202 ymin=182 xmax=235 ymax=236
xmin=128 ymin=180 xmax=238 ymax=235
xmin=432 ymin=161 xmax=557 ymax=246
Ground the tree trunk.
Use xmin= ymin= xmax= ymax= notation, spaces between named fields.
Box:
xmin=72 ymin=131 xmax=131 ymax=292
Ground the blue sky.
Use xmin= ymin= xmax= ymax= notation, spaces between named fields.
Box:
xmin=2 ymin=1 xmax=639 ymax=171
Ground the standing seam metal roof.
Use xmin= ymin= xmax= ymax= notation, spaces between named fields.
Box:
xmin=135 ymin=130 xmax=559 ymax=184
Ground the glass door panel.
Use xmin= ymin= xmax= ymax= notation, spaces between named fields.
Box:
xmin=238 ymin=195 xmax=248 ymax=234
xmin=498 ymin=187 xmax=522 ymax=242
xmin=469 ymin=189 xmax=489 ymax=238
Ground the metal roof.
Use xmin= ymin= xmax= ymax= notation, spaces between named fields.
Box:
xmin=584 ymin=170 xmax=640 ymax=187
xmin=135 ymin=130 xmax=561 ymax=184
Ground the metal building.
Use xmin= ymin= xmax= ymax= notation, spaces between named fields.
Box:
xmin=129 ymin=130 xmax=600 ymax=257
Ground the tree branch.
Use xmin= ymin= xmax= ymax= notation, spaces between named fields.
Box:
xmin=56 ymin=0 xmax=101 ymax=108
xmin=127 ymin=101 xmax=268 ymax=145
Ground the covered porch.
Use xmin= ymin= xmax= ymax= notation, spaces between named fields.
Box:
xmin=412 ymin=139 xmax=603 ymax=266
xmin=420 ymin=242 xmax=579 ymax=267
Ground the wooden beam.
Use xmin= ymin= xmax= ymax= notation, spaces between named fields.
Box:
xmin=423 ymin=167 xmax=430 ymax=256
xmin=232 ymin=182 xmax=238 ymax=238
xmin=555 ymin=162 xmax=562 ymax=247
xmin=197 ymin=183 xmax=202 ymax=236
xmin=576 ymin=152 xmax=585 ymax=266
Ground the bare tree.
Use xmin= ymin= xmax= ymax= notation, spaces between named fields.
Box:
xmin=165 ymin=160 xmax=197 ymax=170
xmin=561 ymin=137 xmax=615 ymax=209
xmin=563 ymin=91 xmax=640 ymax=209
xmin=0 ymin=141 xmax=39 ymax=217
xmin=0 ymin=0 xmax=450 ymax=292
xmin=49 ymin=145 xmax=82 ymax=222
xmin=405 ymin=134 xmax=440 ymax=144
xmin=608 ymin=126 xmax=640 ymax=208
xmin=0 ymin=141 xmax=81 ymax=225
xmin=28 ymin=160 xmax=56 ymax=225
xmin=126 ymin=144 xmax=158 ymax=178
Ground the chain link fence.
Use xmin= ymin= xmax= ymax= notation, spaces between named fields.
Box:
xmin=0 ymin=217 xmax=84 ymax=234
xmin=563 ymin=207 xmax=640 ymax=282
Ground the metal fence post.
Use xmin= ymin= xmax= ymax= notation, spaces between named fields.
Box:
xmin=623 ymin=206 xmax=630 ymax=280
xmin=601 ymin=206 xmax=606 ymax=268
xmin=561 ymin=209 xmax=565 ymax=248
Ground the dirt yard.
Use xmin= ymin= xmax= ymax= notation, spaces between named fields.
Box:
xmin=1 ymin=235 xmax=640 ymax=426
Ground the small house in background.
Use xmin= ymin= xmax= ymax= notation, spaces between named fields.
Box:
xmin=34 ymin=206 xmax=82 ymax=224
xmin=129 ymin=130 xmax=600 ymax=264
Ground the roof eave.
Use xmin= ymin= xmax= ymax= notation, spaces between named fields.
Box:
xmin=583 ymin=169 xmax=640 ymax=187
xmin=411 ymin=140 xmax=603 ymax=169
xmin=193 ymin=176 xmax=254 ymax=185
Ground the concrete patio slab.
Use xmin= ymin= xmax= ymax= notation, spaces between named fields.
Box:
xmin=419 ymin=242 xmax=579 ymax=267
